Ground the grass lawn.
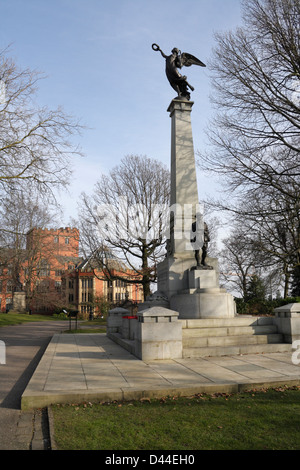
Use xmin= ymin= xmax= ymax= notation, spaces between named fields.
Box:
xmin=0 ymin=313 xmax=107 ymax=331
xmin=0 ymin=312 xmax=62 ymax=327
xmin=51 ymin=387 xmax=300 ymax=450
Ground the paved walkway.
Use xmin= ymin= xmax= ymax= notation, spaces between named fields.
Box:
xmin=22 ymin=333 xmax=300 ymax=410
xmin=0 ymin=321 xmax=68 ymax=450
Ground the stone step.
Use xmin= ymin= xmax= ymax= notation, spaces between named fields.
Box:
xmin=182 ymin=324 xmax=278 ymax=338
xmin=183 ymin=333 xmax=283 ymax=348
xmin=180 ymin=316 xmax=274 ymax=329
xmin=180 ymin=315 xmax=292 ymax=358
xmin=183 ymin=342 xmax=292 ymax=358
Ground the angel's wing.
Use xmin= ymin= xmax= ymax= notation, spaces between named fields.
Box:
xmin=181 ymin=52 xmax=206 ymax=68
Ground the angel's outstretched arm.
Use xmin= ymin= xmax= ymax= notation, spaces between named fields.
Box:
xmin=152 ymin=44 xmax=167 ymax=59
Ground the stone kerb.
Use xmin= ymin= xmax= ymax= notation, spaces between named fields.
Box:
xmin=135 ymin=306 xmax=183 ymax=361
xmin=273 ymin=303 xmax=300 ymax=343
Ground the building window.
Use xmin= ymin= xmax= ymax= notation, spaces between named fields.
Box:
xmin=38 ymin=260 xmax=50 ymax=277
xmin=116 ymin=279 xmax=125 ymax=287
xmin=55 ymin=281 xmax=61 ymax=291
xmin=69 ymin=279 xmax=74 ymax=289
xmin=81 ymin=278 xmax=93 ymax=289
xmin=65 ymin=237 xmax=69 ymax=245
xmin=6 ymin=281 xmax=13 ymax=293
xmin=69 ymin=293 xmax=74 ymax=302
xmin=54 ymin=236 xmax=59 ymax=243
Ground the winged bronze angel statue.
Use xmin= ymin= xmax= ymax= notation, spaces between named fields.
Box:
xmin=152 ymin=44 xmax=206 ymax=100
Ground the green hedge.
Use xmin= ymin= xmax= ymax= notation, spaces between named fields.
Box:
xmin=235 ymin=297 xmax=300 ymax=316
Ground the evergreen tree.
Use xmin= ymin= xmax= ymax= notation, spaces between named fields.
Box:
xmin=291 ymin=266 xmax=300 ymax=297
xmin=245 ymin=275 xmax=266 ymax=302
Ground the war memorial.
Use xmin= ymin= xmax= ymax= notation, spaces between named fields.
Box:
xmin=107 ymin=44 xmax=300 ymax=361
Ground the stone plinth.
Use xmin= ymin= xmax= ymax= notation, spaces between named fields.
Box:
xmin=273 ymin=303 xmax=300 ymax=343
xmin=13 ymin=291 xmax=26 ymax=313
xmin=171 ymin=289 xmax=236 ymax=319
xmin=135 ymin=307 xmax=182 ymax=360
xmin=157 ymin=254 xmax=236 ymax=319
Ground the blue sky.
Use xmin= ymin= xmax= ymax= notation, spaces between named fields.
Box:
xmin=0 ymin=0 xmax=243 ymax=223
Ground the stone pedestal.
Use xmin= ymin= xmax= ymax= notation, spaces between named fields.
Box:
xmin=157 ymin=253 xmax=236 ymax=319
xmin=135 ymin=307 xmax=182 ymax=361
xmin=170 ymin=266 xmax=236 ymax=319
xmin=273 ymin=303 xmax=300 ymax=343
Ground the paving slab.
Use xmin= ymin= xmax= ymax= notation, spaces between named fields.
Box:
xmin=21 ymin=333 xmax=300 ymax=410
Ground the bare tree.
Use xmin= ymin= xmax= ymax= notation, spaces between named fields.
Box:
xmin=198 ymin=0 xmax=300 ymax=204
xmin=197 ymin=0 xmax=300 ymax=295
xmin=77 ymin=155 xmax=170 ymax=299
xmin=217 ymin=186 xmax=300 ymax=297
xmin=0 ymin=47 xmax=83 ymax=204
xmin=0 ymin=188 xmax=59 ymax=306
xmin=244 ymin=189 xmax=300 ymax=297
xmin=219 ymin=228 xmax=257 ymax=298
xmin=219 ymin=220 xmax=285 ymax=298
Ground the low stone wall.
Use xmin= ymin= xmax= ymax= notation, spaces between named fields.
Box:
xmin=107 ymin=306 xmax=182 ymax=361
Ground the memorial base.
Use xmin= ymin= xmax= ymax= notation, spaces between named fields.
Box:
xmin=170 ymin=288 xmax=236 ymax=319
xmin=156 ymin=255 xmax=236 ymax=319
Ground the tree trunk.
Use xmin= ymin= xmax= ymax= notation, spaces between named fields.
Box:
xmin=141 ymin=245 xmax=151 ymax=300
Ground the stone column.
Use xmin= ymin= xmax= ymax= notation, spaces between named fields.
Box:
xmin=168 ymin=98 xmax=201 ymax=256
xmin=157 ymin=99 xmax=205 ymax=302
xmin=155 ymin=98 xmax=236 ymax=319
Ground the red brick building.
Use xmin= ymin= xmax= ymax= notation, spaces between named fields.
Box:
xmin=63 ymin=256 xmax=143 ymax=318
xmin=0 ymin=227 xmax=143 ymax=316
